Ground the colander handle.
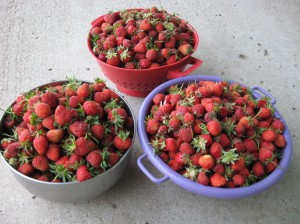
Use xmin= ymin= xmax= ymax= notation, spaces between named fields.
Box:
xmin=166 ymin=57 xmax=203 ymax=80
xmin=137 ymin=153 xmax=169 ymax=184
xmin=252 ymin=86 xmax=276 ymax=105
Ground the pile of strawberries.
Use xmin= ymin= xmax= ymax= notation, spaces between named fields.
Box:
xmin=90 ymin=7 xmax=195 ymax=69
xmin=145 ymin=80 xmax=287 ymax=188
xmin=0 ymin=78 xmax=134 ymax=182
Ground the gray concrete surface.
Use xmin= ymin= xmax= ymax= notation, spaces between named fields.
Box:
xmin=0 ymin=0 xmax=299 ymax=223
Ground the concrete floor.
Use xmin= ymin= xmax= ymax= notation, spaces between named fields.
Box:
xmin=0 ymin=0 xmax=299 ymax=223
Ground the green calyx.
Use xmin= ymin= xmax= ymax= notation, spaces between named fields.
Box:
xmin=221 ymin=148 xmax=239 ymax=165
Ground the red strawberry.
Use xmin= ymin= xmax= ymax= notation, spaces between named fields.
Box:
xmin=69 ymin=121 xmax=89 ymax=137
xmin=54 ymin=105 xmax=76 ymax=126
xmin=106 ymin=50 xmax=120 ymax=66
xmin=178 ymin=127 xmax=193 ymax=142
xmin=91 ymin=124 xmax=105 ymax=140
xmin=252 ymin=161 xmax=265 ymax=177
xmin=108 ymin=152 xmax=120 ymax=167
xmin=238 ymin=167 xmax=250 ymax=177
xmin=179 ymin=142 xmax=195 ymax=155
xmin=139 ymin=19 xmax=152 ymax=31
xmin=198 ymin=155 xmax=215 ymax=170
xmin=166 ymin=55 xmax=177 ymax=65
xmin=192 ymin=120 xmax=203 ymax=135
xmin=146 ymin=118 xmax=160 ymax=135
xmin=244 ymin=138 xmax=258 ymax=152
xmin=41 ymin=92 xmax=58 ymax=109
xmin=104 ymin=12 xmax=116 ymax=24
xmin=274 ymin=134 xmax=286 ymax=148
xmin=42 ymin=115 xmax=56 ymax=130
xmin=76 ymin=83 xmax=90 ymax=98
xmin=94 ymin=91 xmax=111 ymax=105
xmin=46 ymin=129 xmax=64 ymax=143
xmin=259 ymin=147 xmax=274 ymax=162
xmin=4 ymin=142 xmax=21 ymax=159
xmin=174 ymin=152 xmax=189 ymax=165
xmin=33 ymin=135 xmax=49 ymax=155
xmin=83 ymin=101 xmax=103 ymax=116
xmin=191 ymin=104 xmax=205 ymax=117
xmin=262 ymin=129 xmax=277 ymax=142
xmin=18 ymin=163 xmax=34 ymax=176
xmin=76 ymin=165 xmax=92 ymax=182
xmin=257 ymin=107 xmax=272 ymax=119
xmin=34 ymin=102 xmax=52 ymax=119
xmin=134 ymin=42 xmax=147 ymax=53
xmin=168 ymin=160 xmax=183 ymax=171
xmin=206 ymin=120 xmax=222 ymax=136
xmin=152 ymin=93 xmax=165 ymax=105
xmin=231 ymin=157 xmax=245 ymax=171
xmin=32 ymin=155 xmax=49 ymax=172
xmin=164 ymin=37 xmax=176 ymax=48
xmin=235 ymin=122 xmax=245 ymax=137
xmin=197 ymin=171 xmax=209 ymax=185
xmin=113 ymin=130 xmax=132 ymax=151
xmin=209 ymin=142 xmax=223 ymax=159
xmin=45 ymin=144 xmax=60 ymax=161
xmin=210 ymin=173 xmax=226 ymax=187
xmin=146 ymin=49 xmax=159 ymax=61
xmin=18 ymin=129 xmax=34 ymax=143
xmin=232 ymin=174 xmax=246 ymax=186
xmin=86 ymin=150 xmax=102 ymax=168
xmin=115 ymin=26 xmax=127 ymax=37
xmin=165 ymin=138 xmax=177 ymax=152
xmin=218 ymin=133 xmax=231 ymax=148
xmin=183 ymin=112 xmax=194 ymax=125
xmin=38 ymin=175 xmax=50 ymax=182
xmin=271 ymin=119 xmax=285 ymax=134
xmin=213 ymin=163 xmax=225 ymax=175
xmin=139 ymin=59 xmax=152 ymax=69
xmin=265 ymin=157 xmax=278 ymax=173
xmin=75 ymin=137 xmax=97 ymax=156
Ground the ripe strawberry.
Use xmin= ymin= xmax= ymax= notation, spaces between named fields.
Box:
xmin=54 ymin=105 xmax=76 ymax=126
xmin=104 ymin=12 xmax=116 ymax=24
xmin=238 ymin=167 xmax=250 ymax=177
xmin=32 ymin=155 xmax=49 ymax=172
xmin=244 ymin=138 xmax=258 ymax=153
xmin=86 ymin=150 xmax=102 ymax=168
xmin=46 ymin=129 xmax=64 ymax=143
xmin=38 ymin=175 xmax=50 ymax=182
xmin=82 ymin=101 xmax=103 ymax=116
xmin=235 ymin=122 xmax=245 ymax=137
xmin=252 ymin=161 xmax=265 ymax=177
xmin=168 ymin=160 xmax=183 ymax=171
xmin=198 ymin=155 xmax=215 ymax=170
xmin=75 ymin=137 xmax=97 ymax=156
xmin=18 ymin=163 xmax=34 ymax=176
xmin=34 ymin=102 xmax=52 ymax=119
xmin=42 ymin=115 xmax=56 ymax=130
xmin=94 ymin=91 xmax=111 ymax=105
xmin=209 ymin=142 xmax=223 ymax=159
xmin=217 ymin=133 xmax=231 ymax=148
xmin=18 ymin=129 xmax=34 ymax=143
xmin=139 ymin=19 xmax=152 ymax=31
xmin=210 ymin=173 xmax=226 ymax=187
xmin=113 ymin=130 xmax=132 ymax=151
xmin=232 ymin=174 xmax=246 ymax=186
xmin=4 ymin=142 xmax=21 ymax=159
xmin=41 ymin=92 xmax=58 ymax=109
xmin=262 ymin=129 xmax=277 ymax=142
xmin=165 ymin=138 xmax=178 ymax=152
xmin=108 ymin=152 xmax=120 ymax=167
xmin=197 ymin=171 xmax=209 ymax=186
xmin=257 ymin=107 xmax=272 ymax=119
xmin=271 ymin=119 xmax=285 ymax=134
xmin=274 ymin=134 xmax=286 ymax=148
xmin=259 ymin=147 xmax=274 ymax=162
xmin=178 ymin=127 xmax=193 ymax=142
xmin=183 ymin=112 xmax=194 ymax=125
xmin=213 ymin=163 xmax=225 ymax=175
xmin=174 ymin=152 xmax=189 ymax=165
xmin=166 ymin=55 xmax=177 ymax=65
xmin=33 ymin=135 xmax=49 ymax=155
xmin=231 ymin=157 xmax=245 ymax=171
xmin=179 ymin=142 xmax=195 ymax=155
xmin=139 ymin=59 xmax=152 ymax=69
xmin=106 ymin=50 xmax=120 ymax=66
xmin=76 ymin=83 xmax=90 ymax=98
xmin=265 ymin=157 xmax=278 ymax=173
xmin=206 ymin=120 xmax=222 ymax=136
xmin=146 ymin=49 xmax=159 ymax=61
xmin=91 ymin=124 xmax=105 ymax=140
xmin=192 ymin=120 xmax=203 ymax=135
xmin=134 ymin=41 xmax=147 ymax=53
xmin=45 ymin=144 xmax=60 ymax=161
xmin=76 ymin=165 xmax=92 ymax=182
xmin=69 ymin=121 xmax=89 ymax=137
xmin=146 ymin=118 xmax=160 ymax=135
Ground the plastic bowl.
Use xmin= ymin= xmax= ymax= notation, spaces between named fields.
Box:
xmin=137 ymin=75 xmax=292 ymax=199
xmin=0 ymin=80 xmax=136 ymax=202
xmin=87 ymin=9 xmax=203 ymax=97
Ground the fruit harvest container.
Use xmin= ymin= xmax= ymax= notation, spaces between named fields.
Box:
xmin=0 ymin=80 xmax=136 ymax=202
xmin=137 ymin=75 xmax=292 ymax=199
xmin=87 ymin=8 xmax=203 ymax=97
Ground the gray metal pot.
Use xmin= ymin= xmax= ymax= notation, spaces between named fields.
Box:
xmin=0 ymin=80 xmax=136 ymax=203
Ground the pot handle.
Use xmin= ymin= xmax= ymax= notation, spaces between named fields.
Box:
xmin=252 ymin=86 xmax=276 ymax=106
xmin=91 ymin=16 xmax=103 ymax=27
xmin=166 ymin=57 xmax=203 ymax=80
xmin=137 ymin=153 xmax=169 ymax=184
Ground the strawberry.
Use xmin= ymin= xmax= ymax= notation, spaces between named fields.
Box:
xmin=146 ymin=118 xmax=160 ymax=135
xmin=197 ymin=171 xmax=209 ymax=185
xmin=178 ymin=44 xmax=193 ymax=56
xmin=168 ymin=160 xmax=183 ymax=171
xmin=106 ymin=50 xmax=120 ymax=66
xmin=153 ymin=93 xmax=165 ymax=105
xmin=104 ymin=12 xmax=116 ymax=24
xmin=46 ymin=129 xmax=64 ymax=143
xmin=244 ymin=138 xmax=258 ymax=153
xmin=213 ymin=163 xmax=225 ymax=175
xmin=257 ymin=107 xmax=272 ymax=119
xmin=33 ymin=135 xmax=49 ymax=155
xmin=134 ymin=42 xmax=147 ymax=53
xmin=18 ymin=163 xmax=34 ymax=176
xmin=34 ymin=102 xmax=52 ymax=119
xmin=42 ymin=115 xmax=56 ymax=130
xmin=274 ymin=134 xmax=286 ymax=148
xmin=76 ymin=165 xmax=92 ymax=182
xmin=210 ymin=173 xmax=226 ymax=187
xmin=82 ymin=101 xmax=103 ymax=116
xmin=38 ymin=175 xmax=50 ymax=182
xmin=165 ymin=138 xmax=177 ymax=152
xmin=54 ymin=105 xmax=76 ymax=126
xmin=139 ymin=19 xmax=152 ymax=31
xmin=69 ymin=121 xmax=89 ymax=137
xmin=108 ymin=152 xmax=120 ymax=167
xmin=91 ymin=124 xmax=105 ymax=140
xmin=113 ymin=130 xmax=132 ymax=151
xmin=271 ymin=119 xmax=285 ymax=134
xmin=231 ymin=157 xmax=245 ymax=171
xmin=166 ymin=55 xmax=177 ymax=65
xmin=94 ymin=91 xmax=111 ymax=105
xmin=75 ymin=137 xmax=97 ymax=156
xmin=174 ymin=152 xmax=189 ymax=165
xmin=18 ymin=129 xmax=34 ymax=143
xmin=4 ymin=142 xmax=21 ymax=159
xmin=146 ymin=49 xmax=159 ymax=61
xmin=252 ymin=161 xmax=265 ymax=177
xmin=178 ymin=127 xmax=193 ymax=142
xmin=76 ymin=83 xmax=90 ymax=98
xmin=183 ymin=112 xmax=194 ymax=125
xmin=32 ymin=155 xmax=49 ymax=172
xmin=41 ymin=92 xmax=58 ymax=109
xmin=232 ymin=174 xmax=246 ymax=186
xmin=262 ymin=129 xmax=277 ymax=142
xmin=259 ymin=147 xmax=274 ymax=162
xmin=265 ymin=157 xmax=278 ymax=173
xmin=198 ymin=155 xmax=215 ymax=170
xmin=179 ymin=142 xmax=195 ymax=155
xmin=206 ymin=120 xmax=222 ymax=136
xmin=139 ymin=59 xmax=152 ymax=69
xmin=45 ymin=144 xmax=61 ymax=161
xmin=86 ymin=150 xmax=102 ymax=168
xmin=209 ymin=142 xmax=223 ymax=159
